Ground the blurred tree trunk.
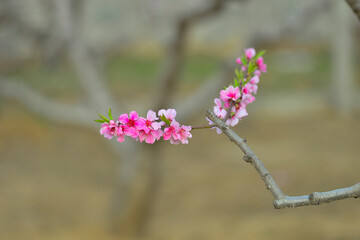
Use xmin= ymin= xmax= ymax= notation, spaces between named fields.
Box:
xmin=331 ymin=1 xmax=355 ymax=117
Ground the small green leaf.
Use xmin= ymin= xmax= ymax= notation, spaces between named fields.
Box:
xmin=241 ymin=56 xmax=247 ymax=65
xmin=254 ymin=50 xmax=266 ymax=60
xmin=238 ymin=70 xmax=244 ymax=81
xmin=235 ymin=69 xmax=240 ymax=78
xmin=97 ymin=112 xmax=110 ymax=122
xmin=234 ymin=78 xmax=239 ymax=87
xmin=108 ymin=108 xmax=113 ymax=120
xmin=160 ymin=115 xmax=171 ymax=126
xmin=247 ymin=61 xmax=258 ymax=75
xmin=94 ymin=119 xmax=106 ymax=123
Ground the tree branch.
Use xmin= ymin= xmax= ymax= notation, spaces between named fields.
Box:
xmin=0 ymin=76 xmax=94 ymax=127
xmin=153 ymin=0 xmax=227 ymax=110
xmin=52 ymin=0 xmax=117 ymax=111
xmin=345 ymin=0 xmax=360 ymax=21
xmin=249 ymin=0 xmax=333 ymax=48
xmin=206 ymin=109 xmax=360 ymax=209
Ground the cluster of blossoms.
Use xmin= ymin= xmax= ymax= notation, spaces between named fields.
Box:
xmin=207 ymin=48 xmax=267 ymax=134
xmin=97 ymin=109 xmax=192 ymax=145
xmin=96 ymin=48 xmax=266 ymax=143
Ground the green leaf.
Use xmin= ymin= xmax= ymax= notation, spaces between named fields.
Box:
xmin=97 ymin=112 xmax=109 ymax=122
xmin=234 ymin=78 xmax=239 ymax=87
xmin=241 ymin=56 xmax=247 ymax=65
xmin=238 ymin=70 xmax=244 ymax=81
xmin=235 ymin=69 xmax=240 ymax=78
xmin=94 ymin=119 xmax=106 ymax=123
xmin=247 ymin=61 xmax=255 ymax=74
xmin=160 ymin=115 xmax=171 ymax=126
xmin=108 ymin=108 xmax=113 ymax=120
xmin=254 ymin=50 xmax=266 ymax=60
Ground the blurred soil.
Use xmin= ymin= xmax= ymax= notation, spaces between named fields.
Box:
xmin=1 ymin=102 xmax=360 ymax=240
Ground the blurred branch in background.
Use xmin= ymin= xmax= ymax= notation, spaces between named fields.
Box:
xmin=249 ymin=0 xmax=333 ymax=48
xmin=332 ymin=0 xmax=356 ymax=117
xmin=345 ymin=0 xmax=360 ymax=20
xmin=0 ymin=76 xmax=93 ymax=126
xmin=153 ymin=0 xmax=232 ymax=110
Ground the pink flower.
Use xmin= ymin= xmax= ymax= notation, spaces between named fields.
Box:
xmin=158 ymin=109 xmax=177 ymax=122
xmin=254 ymin=70 xmax=261 ymax=76
xmin=137 ymin=110 xmax=164 ymax=144
xmin=245 ymin=48 xmax=256 ymax=60
xmin=242 ymin=84 xmax=251 ymax=95
xmin=250 ymin=76 xmax=259 ymax=85
xmin=177 ymin=125 xmax=192 ymax=144
xmin=100 ymin=120 xmax=118 ymax=139
xmin=139 ymin=128 xmax=163 ymax=144
xmin=220 ymin=86 xmax=240 ymax=102
xmin=241 ymin=94 xmax=255 ymax=105
xmin=162 ymin=120 xmax=192 ymax=144
xmin=236 ymin=57 xmax=242 ymax=64
xmin=235 ymin=107 xmax=248 ymax=119
xmin=143 ymin=110 xmax=162 ymax=133
xmin=116 ymin=125 xmax=125 ymax=142
xmin=163 ymin=120 xmax=181 ymax=142
xmin=225 ymin=106 xmax=248 ymax=127
xmin=256 ymin=57 xmax=267 ymax=73
xmin=119 ymin=111 xmax=146 ymax=138
xmin=226 ymin=115 xmax=239 ymax=127
xmin=243 ymin=83 xmax=258 ymax=95
xmin=214 ymin=98 xmax=227 ymax=119
xmin=250 ymin=84 xmax=258 ymax=94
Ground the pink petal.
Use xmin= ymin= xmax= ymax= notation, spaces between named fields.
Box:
xmin=236 ymin=57 xmax=242 ymax=64
xmin=170 ymin=120 xmax=180 ymax=128
xmin=214 ymin=98 xmax=222 ymax=108
xmin=167 ymin=109 xmax=177 ymax=120
xmin=135 ymin=118 xmax=146 ymax=130
xmin=235 ymin=108 xmax=248 ymax=119
xmin=151 ymin=121 xmax=162 ymax=130
xmin=147 ymin=110 xmax=158 ymax=121
xmin=245 ymin=48 xmax=256 ymax=59
xmin=182 ymin=125 xmax=192 ymax=132
xmin=259 ymin=64 xmax=267 ymax=72
xmin=118 ymin=113 xmax=129 ymax=124
xmin=251 ymin=85 xmax=258 ymax=94
xmin=256 ymin=57 xmax=264 ymax=65
xmin=250 ymin=76 xmax=259 ymax=85
xmin=129 ymin=111 xmax=139 ymax=121
xmin=117 ymin=135 xmax=125 ymax=142
xmin=162 ymin=129 xmax=171 ymax=140
xmin=254 ymin=70 xmax=261 ymax=76
xmin=145 ymin=134 xmax=155 ymax=144
xmin=226 ymin=117 xmax=239 ymax=127
xmin=158 ymin=109 xmax=166 ymax=117
xmin=170 ymin=138 xmax=180 ymax=145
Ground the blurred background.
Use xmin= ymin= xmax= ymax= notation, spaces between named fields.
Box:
xmin=1 ymin=0 xmax=360 ymax=239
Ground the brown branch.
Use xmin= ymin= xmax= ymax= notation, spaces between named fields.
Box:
xmin=206 ymin=110 xmax=360 ymax=208
xmin=345 ymin=0 xmax=360 ymax=21
xmin=153 ymin=0 xmax=227 ymax=110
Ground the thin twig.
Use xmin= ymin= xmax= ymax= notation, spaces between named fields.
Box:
xmin=206 ymin=109 xmax=360 ymax=209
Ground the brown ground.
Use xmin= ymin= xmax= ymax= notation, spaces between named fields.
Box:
xmin=1 ymin=102 xmax=360 ymax=240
